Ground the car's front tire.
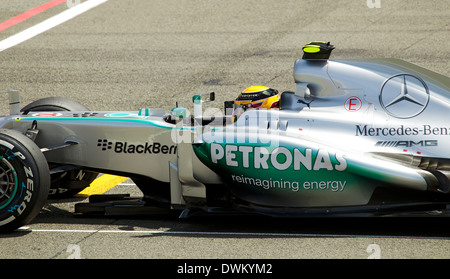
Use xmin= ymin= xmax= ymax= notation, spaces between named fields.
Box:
xmin=0 ymin=129 xmax=50 ymax=233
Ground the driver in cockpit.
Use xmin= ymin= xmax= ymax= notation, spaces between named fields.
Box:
xmin=231 ymin=85 xmax=280 ymax=122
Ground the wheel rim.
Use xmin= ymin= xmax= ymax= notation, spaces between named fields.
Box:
xmin=0 ymin=157 xmax=18 ymax=210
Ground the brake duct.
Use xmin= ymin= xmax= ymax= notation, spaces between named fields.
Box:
xmin=428 ymin=170 xmax=450 ymax=193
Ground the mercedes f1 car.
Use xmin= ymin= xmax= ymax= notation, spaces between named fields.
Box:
xmin=1 ymin=41 xmax=450 ymax=232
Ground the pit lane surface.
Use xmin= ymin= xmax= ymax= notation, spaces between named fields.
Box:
xmin=1 ymin=0 xmax=450 ymax=260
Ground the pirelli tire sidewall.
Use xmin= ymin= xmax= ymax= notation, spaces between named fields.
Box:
xmin=0 ymin=129 xmax=50 ymax=233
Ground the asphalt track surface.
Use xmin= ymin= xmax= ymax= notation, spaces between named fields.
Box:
xmin=0 ymin=0 xmax=449 ymax=263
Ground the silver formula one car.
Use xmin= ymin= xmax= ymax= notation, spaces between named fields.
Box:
xmin=1 ymin=42 xmax=450 ymax=232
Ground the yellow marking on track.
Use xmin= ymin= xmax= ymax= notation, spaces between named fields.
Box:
xmin=76 ymin=174 xmax=129 ymax=197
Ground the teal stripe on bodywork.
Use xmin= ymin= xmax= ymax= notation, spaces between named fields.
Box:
xmin=23 ymin=117 xmax=181 ymax=130
xmin=22 ymin=116 xmax=223 ymax=132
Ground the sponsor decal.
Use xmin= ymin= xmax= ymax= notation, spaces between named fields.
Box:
xmin=230 ymin=174 xmax=347 ymax=192
xmin=210 ymin=143 xmax=347 ymax=171
xmin=72 ymin=112 xmax=98 ymax=118
xmin=375 ymin=140 xmax=438 ymax=148
xmin=193 ymin=143 xmax=368 ymax=199
xmin=31 ymin=112 xmax=62 ymax=117
xmin=379 ymin=74 xmax=430 ymax=119
xmin=97 ymin=139 xmax=176 ymax=154
xmin=355 ymin=125 xmax=450 ymax=136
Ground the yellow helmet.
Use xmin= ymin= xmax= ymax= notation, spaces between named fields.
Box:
xmin=232 ymin=86 xmax=280 ymax=122
xmin=234 ymin=86 xmax=280 ymax=109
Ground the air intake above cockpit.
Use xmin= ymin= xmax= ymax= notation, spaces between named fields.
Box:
xmin=302 ymin=41 xmax=335 ymax=59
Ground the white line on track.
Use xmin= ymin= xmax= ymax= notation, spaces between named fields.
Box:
xmin=0 ymin=0 xmax=108 ymax=52
xmin=22 ymin=228 xmax=320 ymax=237
xmin=16 ymin=227 xmax=449 ymax=240
xmin=17 ymin=227 xmax=329 ymax=237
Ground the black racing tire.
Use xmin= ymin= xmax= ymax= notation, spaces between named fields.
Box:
xmin=20 ymin=97 xmax=98 ymax=198
xmin=21 ymin=97 xmax=89 ymax=115
xmin=0 ymin=129 xmax=50 ymax=233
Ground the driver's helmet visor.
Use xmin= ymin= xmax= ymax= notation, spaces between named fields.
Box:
xmin=234 ymin=88 xmax=277 ymax=110
xmin=236 ymin=88 xmax=276 ymax=103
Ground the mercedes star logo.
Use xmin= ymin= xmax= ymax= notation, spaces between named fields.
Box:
xmin=379 ymin=74 xmax=430 ymax=119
